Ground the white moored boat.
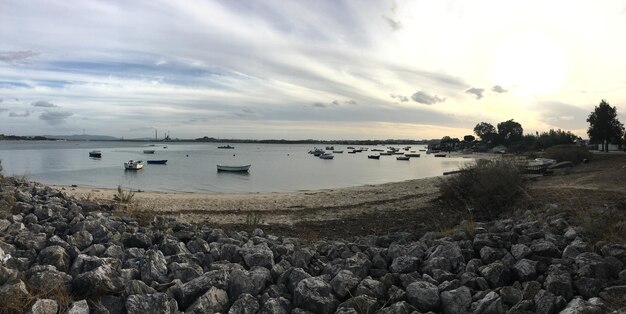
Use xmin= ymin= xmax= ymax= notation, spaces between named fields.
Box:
xmin=124 ymin=160 xmax=144 ymax=170
xmin=319 ymin=153 xmax=334 ymax=159
xmin=217 ymin=164 xmax=251 ymax=172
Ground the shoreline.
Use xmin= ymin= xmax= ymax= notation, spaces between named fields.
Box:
xmin=54 ymin=175 xmax=443 ymax=226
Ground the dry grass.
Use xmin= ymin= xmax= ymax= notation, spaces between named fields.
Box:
xmin=244 ymin=212 xmax=264 ymax=233
xmin=527 ymin=186 xmax=626 ymax=245
xmin=0 ymin=277 xmax=74 ymax=314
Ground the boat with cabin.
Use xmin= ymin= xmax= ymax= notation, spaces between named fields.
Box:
xmin=89 ymin=150 xmax=102 ymax=158
xmin=124 ymin=160 xmax=144 ymax=170
xmin=368 ymin=155 xmax=380 ymax=159
xmin=396 ymin=156 xmax=410 ymax=160
xmin=217 ymin=145 xmax=235 ymax=149
xmin=319 ymin=153 xmax=334 ymax=159
xmin=143 ymin=150 xmax=155 ymax=154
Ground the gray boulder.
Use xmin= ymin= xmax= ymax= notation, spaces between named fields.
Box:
xmin=125 ymin=293 xmax=180 ymax=314
xmin=37 ymin=245 xmax=70 ymax=273
xmin=544 ymin=269 xmax=573 ymax=300
xmin=27 ymin=298 xmax=58 ymax=314
xmin=241 ymin=244 xmax=274 ymax=269
xmin=422 ymin=242 xmax=465 ymax=274
xmin=375 ymin=301 xmax=416 ymax=314
xmin=228 ymin=269 xmax=255 ymax=302
xmin=512 ymin=258 xmax=538 ymax=282
xmin=440 ymin=286 xmax=471 ymax=314
xmin=186 ymin=286 xmax=229 ymax=314
xmin=337 ymin=295 xmax=378 ymax=313
xmin=479 ymin=262 xmax=511 ymax=288
xmin=330 ymin=270 xmax=360 ymax=299
xmin=472 ymin=291 xmax=505 ymax=314
xmin=259 ymin=297 xmax=291 ymax=314
xmin=559 ymin=297 xmax=602 ymax=314
xmin=66 ymin=300 xmax=90 ymax=314
xmin=140 ymin=249 xmax=168 ymax=284
xmin=406 ymin=280 xmax=439 ymax=312
xmin=174 ymin=270 xmax=229 ymax=309
xmin=389 ymin=256 xmax=419 ymax=273
xmin=355 ymin=278 xmax=386 ymax=300
xmin=72 ymin=265 xmax=124 ymax=296
xmin=293 ymin=277 xmax=340 ymax=314
xmin=228 ymin=293 xmax=259 ymax=314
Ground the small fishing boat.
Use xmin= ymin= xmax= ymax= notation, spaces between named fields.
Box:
xmin=434 ymin=153 xmax=447 ymax=157
xmin=419 ymin=149 xmax=426 ymax=152
xmin=347 ymin=146 xmax=355 ymax=149
xmin=218 ymin=145 xmax=235 ymax=149
xmin=124 ymin=160 xmax=144 ymax=170
xmin=217 ymin=164 xmax=251 ymax=172
xmin=143 ymin=150 xmax=155 ymax=154
xmin=309 ymin=148 xmax=324 ymax=156
xmin=325 ymin=146 xmax=334 ymax=150
xmin=88 ymin=150 xmax=102 ymax=158
xmin=368 ymin=155 xmax=380 ymax=159
xmin=405 ymin=152 xmax=421 ymax=157
xmin=348 ymin=150 xmax=356 ymax=154
xmin=396 ymin=156 xmax=410 ymax=160
xmin=333 ymin=150 xmax=343 ymax=153
xmin=379 ymin=152 xmax=392 ymax=156
xmin=319 ymin=153 xmax=334 ymax=159
xmin=371 ymin=149 xmax=384 ymax=152
xmin=426 ymin=150 xmax=440 ymax=154
xmin=147 ymin=160 xmax=168 ymax=164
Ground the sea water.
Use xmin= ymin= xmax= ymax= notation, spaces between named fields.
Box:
xmin=0 ymin=141 xmax=473 ymax=192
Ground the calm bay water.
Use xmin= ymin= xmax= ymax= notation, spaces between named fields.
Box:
xmin=0 ymin=141 xmax=474 ymax=192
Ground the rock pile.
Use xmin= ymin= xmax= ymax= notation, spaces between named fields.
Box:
xmin=1 ymin=180 xmax=625 ymax=313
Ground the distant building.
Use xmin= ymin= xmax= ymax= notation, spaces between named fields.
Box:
xmin=597 ymin=144 xmax=620 ymax=151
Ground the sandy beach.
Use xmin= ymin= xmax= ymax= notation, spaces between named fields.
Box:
xmin=54 ymin=175 xmax=441 ymax=225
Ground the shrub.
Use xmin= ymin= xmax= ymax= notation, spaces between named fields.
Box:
xmin=544 ymin=144 xmax=592 ymax=164
xmin=113 ymin=185 xmax=135 ymax=204
xmin=438 ymin=159 xmax=526 ymax=220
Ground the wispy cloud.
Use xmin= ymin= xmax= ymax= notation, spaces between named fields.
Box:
xmin=31 ymin=100 xmax=58 ymax=108
xmin=465 ymin=87 xmax=484 ymax=99
xmin=9 ymin=110 xmax=30 ymax=117
xmin=390 ymin=94 xmax=409 ymax=102
xmin=0 ymin=50 xmax=40 ymax=65
xmin=411 ymin=91 xmax=445 ymax=105
xmin=39 ymin=111 xmax=72 ymax=125
xmin=492 ymin=85 xmax=507 ymax=93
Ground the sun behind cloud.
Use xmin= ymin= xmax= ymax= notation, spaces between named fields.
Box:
xmin=489 ymin=32 xmax=569 ymax=98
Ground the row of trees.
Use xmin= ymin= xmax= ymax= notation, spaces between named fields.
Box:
xmin=438 ymin=100 xmax=623 ymax=153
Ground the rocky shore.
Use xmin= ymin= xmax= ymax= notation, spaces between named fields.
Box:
xmin=1 ymin=179 xmax=626 ymax=313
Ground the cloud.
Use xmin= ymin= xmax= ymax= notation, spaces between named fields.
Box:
xmin=0 ymin=50 xmax=40 ymax=65
xmin=345 ymin=99 xmax=357 ymax=105
xmin=390 ymin=94 xmax=409 ymax=102
xmin=492 ymin=85 xmax=507 ymax=93
xmin=411 ymin=91 xmax=445 ymax=105
xmin=0 ymin=108 xmax=7 ymax=113
xmin=39 ymin=111 xmax=73 ymax=125
xmin=465 ymin=87 xmax=484 ymax=99
xmin=382 ymin=15 xmax=401 ymax=31
xmin=9 ymin=110 xmax=30 ymax=117
xmin=31 ymin=100 xmax=58 ymax=108
xmin=331 ymin=100 xmax=340 ymax=106
xmin=312 ymin=102 xmax=327 ymax=108
xmin=534 ymin=101 xmax=589 ymax=130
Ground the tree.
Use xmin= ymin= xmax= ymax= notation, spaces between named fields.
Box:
xmin=463 ymin=135 xmax=475 ymax=142
xmin=497 ymin=119 xmax=523 ymax=145
xmin=474 ymin=122 xmax=497 ymax=143
xmin=440 ymin=136 xmax=453 ymax=144
xmin=587 ymin=100 xmax=624 ymax=152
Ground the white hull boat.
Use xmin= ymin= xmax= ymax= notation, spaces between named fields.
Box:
xmin=124 ymin=160 xmax=144 ymax=170
xmin=319 ymin=153 xmax=334 ymax=159
xmin=217 ymin=164 xmax=251 ymax=172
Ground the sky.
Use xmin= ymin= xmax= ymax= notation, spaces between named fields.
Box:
xmin=1 ymin=0 xmax=625 ymax=140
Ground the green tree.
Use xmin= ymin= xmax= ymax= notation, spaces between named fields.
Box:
xmin=473 ymin=122 xmax=497 ymax=143
xmin=587 ymin=100 xmax=624 ymax=152
xmin=463 ymin=135 xmax=475 ymax=142
xmin=497 ymin=119 xmax=523 ymax=145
